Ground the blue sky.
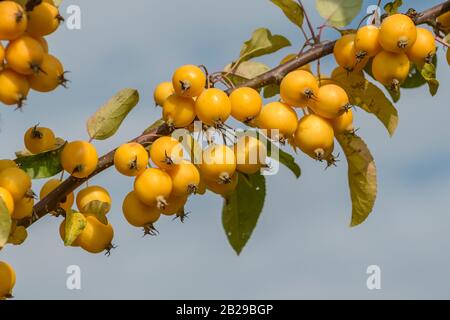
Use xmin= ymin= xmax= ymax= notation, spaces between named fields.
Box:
xmin=2 ymin=0 xmax=450 ymax=299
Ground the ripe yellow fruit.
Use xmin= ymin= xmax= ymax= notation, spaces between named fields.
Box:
xmin=150 ymin=136 xmax=184 ymax=170
xmin=379 ymin=14 xmax=417 ymax=53
xmin=234 ymin=135 xmax=267 ymax=175
xmin=31 ymin=35 xmax=48 ymax=53
xmin=205 ymin=173 xmax=238 ymax=196
xmin=437 ymin=12 xmax=450 ymax=31
xmin=12 ymin=196 xmax=34 ymax=220
xmin=60 ymin=141 xmax=98 ymax=178
xmin=256 ymin=102 xmax=298 ymax=141
xmin=26 ymin=2 xmax=62 ymax=37
xmin=59 ymin=219 xmax=80 ymax=247
xmin=40 ymin=179 xmax=74 ymax=212
xmin=172 ymin=64 xmax=206 ymax=98
xmin=24 ymin=126 xmax=56 ymax=154
xmin=160 ymin=193 xmax=188 ymax=216
xmin=0 ymin=159 xmax=17 ymax=172
xmin=229 ymin=87 xmax=262 ymax=122
xmin=201 ymin=144 xmax=237 ymax=183
xmin=28 ymin=54 xmax=66 ymax=92
xmin=0 ymin=167 xmax=31 ymax=201
xmin=355 ymin=25 xmax=382 ymax=58
xmin=114 ymin=142 xmax=148 ymax=177
xmin=311 ymin=84 xmax=350 ymax=119
xmin=0 ymin=1 xmax=27 ymax=40
xmin=293 ymin=115 xmax=335 ymax=160
xmin=333 ymin=34 xmax=368 ymax=73
xmin=154 ymin=81 xmax=174 ymax=106
xmin=279 ymin=54 xmax=312 ymax=72
xmin=0 ymin=261 xmax=16 ymax=298
xmin=134 ymin=168 xmax=173 ymax=207
xmin=122 ymin=191 xmax=161 ymax=227
xmin=0 ymin=69 xmax=30 ymax=107
xmin=6 ymin=35 xmax=45 ymax=75
xmin=168 ymin=160 xmax=200 ymax=196
xmin=372 ymin=51 xmax=410 ymax=89
xmin=163 ymin=94 xmax=196 ymax=128
xmin=280 ymin=70 xmax=319 ymax=107
xmin=76 ymin=186 xmax=111 ymax=214
xmin=195 ymin=88 xmax=231 ymax=126
xmin=78 ymin=215 xmax=114 ymax=254
xmin=329 ymin=109 xmax=354 ymax=135
xmin=406 ymin=27 xmax=436 ymax=65
xmin=0 ymin=187 xmax=14 ymax=215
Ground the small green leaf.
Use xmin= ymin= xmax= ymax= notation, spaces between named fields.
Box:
xmin=268 ymin=142 xmax=301 ymax=178
xmin=15 ymin=140 xmax=66 ymax=179
xmin=384 ymin=0 xmax=403 ymax=15
xmin=0 ymin=199 xmax=12 ymax=249
xmin=239 ymin=28 xmax=291 ymax=63
xmin=332 ymin=68 xmax=399 ymax=136
xmin=225 ymin=61 xmax=271 ymax=79
xmin=419 ymin=62 xmax=440 ymax=96
xmin=270 ymin=0 xmax=304 ymax=29
xmin=337 ymin=133 xmax=377 ymax=227
xmin=65 ymin=210 xmax=87 ymax=247
xmin=222 ymin=173 xmax=266 ymax=255
xmin=315 ymin=0 xmax=363 ymax=27
xmin=8 ymin=225 xmax=28 ymax=246
xmin=143 ymin=119 xmax=165 ymax=135
xmin=87 ymin=88 xmax=140 ymax=140
xmin=263 ymin=84 xmax=280 ymax=98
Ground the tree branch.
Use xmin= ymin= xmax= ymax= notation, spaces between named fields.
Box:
xmin=20 ymin=0 xmax=450 ymax=229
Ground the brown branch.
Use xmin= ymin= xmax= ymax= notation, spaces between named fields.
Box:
xmin=20 ymin=0 xmax=450 ymax=229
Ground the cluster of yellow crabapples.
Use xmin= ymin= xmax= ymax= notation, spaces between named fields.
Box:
xmin=0 ymin=0 xmax=67 ymax=108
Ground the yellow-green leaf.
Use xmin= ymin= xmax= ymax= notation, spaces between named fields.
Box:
xmin=419 ymin=62 xmax=440 ymax=96
xmin=384 ymin=0 xmax=403 ymax=15
xmin=332 ymin=68 xmax=398 ymax=136
xmin=316 ymin=0 xmax=363 ymax=27
xmin=270 ymin=0 xmax=304 ymax=29
xmin=337 ymin=133 xmax=377 ymax=227
xmin=8 ymin=226 xmax=28 ymax=246
xmin=65 ymin=210 xmax=87 ymax=246
xmin=87 ymin=88 xmax=140 ymax=140
xmin=143 ymin=119 xmax=165 ymax=135
xmin=225 ymin=61 xmax=270 ymax=80
xmin=239 ymin=28 xmax=291 ymax=62
xmin=81 ymin=200 xmax=109 ymax=225
xmin=0 ymin=199 xmax=12 ymax=249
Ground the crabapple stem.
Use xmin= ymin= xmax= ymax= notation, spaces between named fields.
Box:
xmin=435 ymin=36 xmax=450 ymax=48
xmin=20 ymin=0 xmax=450 ymax=229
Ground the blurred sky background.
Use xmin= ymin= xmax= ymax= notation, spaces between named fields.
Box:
xmin=2 ymin=0 xmax=450 ymax=299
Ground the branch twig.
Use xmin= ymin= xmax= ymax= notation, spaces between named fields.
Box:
xmin=20 ymin=0 xmax=450 ymax=229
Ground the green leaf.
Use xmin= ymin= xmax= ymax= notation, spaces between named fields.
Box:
xmin=7 ymin=225 xmax=28 ymax=246
xmin=15 ymin=140 xmax=66 ymax=179
xmin=270 ymin=0 xmax=304 ymax=29
xmin=0 ymin=199 xmax=12 ymax=249
xmin=263 ymin=84 xmax=280 ymax=99
xmin=65 ymin=210 xmax=87 ymax=247
xmin=337 ymin=133 xmax=377 ymax=227
xmin=222 ymin=173 xmax=266 ymax=255
xmin=384 ymin=0 xmax=403 ymax=15
xmin=332 ymin=68 xmax=399 ymax=136
xmin=315 ymin=0 xmax=363 ymax=27
xmin=268 ymin=142 xmax=301 ymax=178
xmin=419 ymin=62 xmax=440 ymax=96
xmin=239 ymin=28 xmax=291 ymax=63
xmin=87 ymin=88 xmax=140 ymax=140
xmin=143 ymin=118 xmax=165 ymax=135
